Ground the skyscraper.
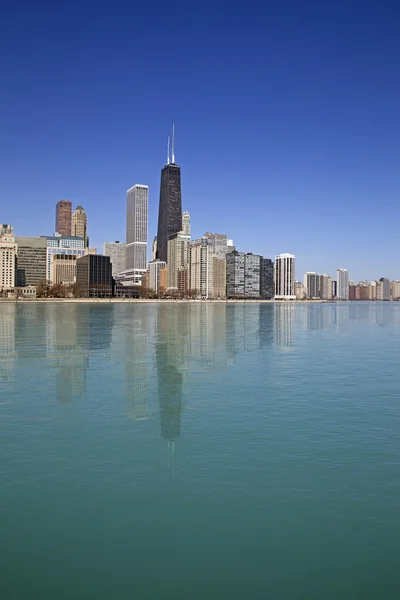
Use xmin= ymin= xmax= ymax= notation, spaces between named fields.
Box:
xmin=126 ymin=184 xmax=148 ymax=285
xmin=15 ymin=236 xmax=47 ymax=286
xmin=103 ymin=241 xmax=126 ymax=278
xmin=156 ymin=127 xmax=182 ymax=263
xmin=319 ymin=274 xmax=333 ymax=300
xmin=204 ymin=232 xmax=228 ymax=259
xmin=167 ymin=231 xmax=190 ymax=289
xmin=274 ymin=254 xmax=295 ymax=300
xmin=55 ymin=200 xmax=72 ymax=236
xmin=226 ymin=251 xmax=261 ymax=298
xmin=304 ymin=272 xmax=320 ymax=299
xmin=260 ymin=257 xmax=274 ymax=299
xmin=337 ymin=268 xmax=349 ymax=300
xmin=189 ymin=237 xmax=213 ymax=297
xmin=0 ymin=225 xmax=17 ymax=290
xmin=72 ymin=206 xmax=88 ymax=247
xmin=182 ymin=211 xmax=191 ymax=236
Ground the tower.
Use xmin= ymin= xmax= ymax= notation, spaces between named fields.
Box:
xmin=156 ymin=125 xmax=182 ymax=264
xmin=274 ymin=254 xmax=295 ymax=299
xmin=55 ymin=200 xmax=72 ymax=236
xmin=126 ymin=184 xmax=148 ymax=285
xmin=337 ymin=268 xmax=349 ymax=301
xmin=72 ymin=206 xmax=88 ymax=247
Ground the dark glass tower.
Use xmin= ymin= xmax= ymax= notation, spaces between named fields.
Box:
xmin=156 ymin=129 xmax=182 ymax=264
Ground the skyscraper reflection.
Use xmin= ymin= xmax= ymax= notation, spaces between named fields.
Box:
xmin=124 ymin=305 xmax=151 ymax=421
xmin=274 ymin=303 xmax=294 ymax=348
xmin=0 ymin=303 xmax=16 ymax=381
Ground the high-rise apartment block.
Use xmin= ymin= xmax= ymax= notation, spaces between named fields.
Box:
xmin=0 ymin=225 xmax=17 ymax=290
xmin=376 ymin=277 xmax=390 ymax=301
xmin=167 ymin=231 xmax=190 ymax=289
xmin=319 ymin=274 xmax=333 ymax=300
xmin=156 ymin=131 xmax=182 ymax=264
xmin=189 ymin=237 xmax=213 ymax=297
xmin=212 ymin=256 xmax=226 ymax=299
xmin=226 ymin=251 xmax=262 ymax=298
xmin=337 ymin=268 xmax=349 ymax=300
xmin=103 ymin=241 xmax=126 ymax=278
xmin=295 ymin=281 xmax=306 ymax=300
xmin=72 ymin=206 xmax=88 ymax=247
xmin=260 ymin=257 xmax=274 ymax=299
xmin=76 ymin=254 xmax=113 ymax=297
xmin=204 ymin=232 xmax=227 ymax=259
xmin=15 ymin=236 xmax=47 ymax=286
xmin=274 ymin=254 xmax=295 ymax=300
xmin=304 ymin=272 xmax=320 ymax=299
xmin=182 ymin=211 xmax=191 ymax=236
xmin=55 ymin=200 xmax=72 ymax=236
xmin=391 ymin=281 xmax=400 ymax=300
xmin=126 ymin=184 xmax=148 ymax=285
xmin=149 ymin=260 xmax=167 ymax=293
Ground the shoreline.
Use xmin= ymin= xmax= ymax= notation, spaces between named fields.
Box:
xmin=0 ymin=298 xmax=331 ymax=304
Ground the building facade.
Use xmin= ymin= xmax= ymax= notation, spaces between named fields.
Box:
xmin=103 ymin=241 xmax=126 ymax=278
xmin=46 ymin=236 xmax=85 ymax=282
xmin=274 ymin=254 xmax=295 ymax=300
xmin=182 ymin=211 xmax=191 ymax=236
xmin=212 ymin=257 xmax=226 ymax=299
xmin=226 ymin=251 xmax=245 ymax=297
xmin=0 ymin=225 xmax=17 ymax=291
xmin=55 ymin=200 xmax=72 ymax=236
xmin=15 ymin=236 xmax=47 ymax=286
xmin=51 ymin=254 xmax=77 ymax=285
xmin=149 ymin=260 xmax=167 ymax=293
xmin=319 ymin=274 xmax=333 ymax=300
xmin=304 ymin=272 xmax=320 ymax=299
xmin=204 ymin=232 xmax=228 ymax=259
xmin=391 ymin=281 xmax=400 ymax=300
xmin=295 ymin=281 xmax=306 ymax=300
xmin=156 ymin=162 xmax=182 ymax=264
xmin=167 ymin=232 xmax=190 ymax=289
xmin=151 ymin=237 xmax=157 ymax=261
xmin=126 ymin=184 xmax=148 ymax=285
xmin=76 ymin=254 xmax=113 ymax=297
xmin=189 ymin=237 xmax=213 ymax=298
xmin=337 ymin=268 xmax=349 ymax=300
xmin=377 ymin=277 xmax=390 ymax=301
xmin=260 ymin=257 xmax=274 ymax=299
xmin=72 ymin=206 xmax=88 ymax=247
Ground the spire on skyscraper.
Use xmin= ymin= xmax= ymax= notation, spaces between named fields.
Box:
xmin=171 ymin=122 xmax=175 ymax=164
xmin=167 ymin=136 xmax=170 ymax=165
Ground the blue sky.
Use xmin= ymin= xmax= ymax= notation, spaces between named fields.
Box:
xmin=1 ymin=0 xmax=399 ymax=280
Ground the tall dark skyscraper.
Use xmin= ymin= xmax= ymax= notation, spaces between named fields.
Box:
xmin=156 ymin=126 xmax=182 ymax=264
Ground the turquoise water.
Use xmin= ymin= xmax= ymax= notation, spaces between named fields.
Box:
xmin=1 ymin=302 xmax=400 ymax=599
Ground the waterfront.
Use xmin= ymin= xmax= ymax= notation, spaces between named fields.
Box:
xmin=1 ymin=303 xmax=400 ymax=599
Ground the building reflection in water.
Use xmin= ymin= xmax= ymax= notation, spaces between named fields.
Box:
xmin=0 ymin=303 xmax=16 ymax=382
xmin=124 ymin=305 xmax=150 ymax=421
xmin=274 ymin=303 xmax=294 ymax=348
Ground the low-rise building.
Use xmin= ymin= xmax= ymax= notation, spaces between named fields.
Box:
xmin=76 ymin=254 xmax=113 ymax=297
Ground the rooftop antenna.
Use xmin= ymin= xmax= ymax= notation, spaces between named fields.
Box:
xmin=167 ymin=136 xmax=170 ymax=165
xmin=171 ymin=122 xmax=175 ymax=164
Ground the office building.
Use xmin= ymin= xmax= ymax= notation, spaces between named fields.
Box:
xmin=182 ymin=211 xmax=191 ymax=236
xmin=156 ymin=128 xmax=182 ymax=263
xmin=103 ymin=241 xmax=126 ymax=278
xmin=167 ymin=231 xmax=190 ymax=289
xmin=189 ymin=237 xmax=213 ymax=297
xmin=304 ymin=272 xmax=320 ymax=299
xmin=51 ymin=254 xmax=77 ymax=285
xmin=46 ymin=235 xmax=85 ymax=283
xmin=72 ymin=206 xmax=88 ymax=247
xmin=15 ymin=236 xmax=47 ymax=286
xmin=260 ymin=257 xmax=274 ymax=299
xmin=151 ymin=236 xmax=157 ymax=261
xmin=149 ymin=260 xmax=167 ymax=293
xmin=126 ymin=184 xmax=148 ymax=285
xmin=76 ymin=254 xmax=113 ymax=297
xmin=337 ymin=268 xmax=349 ymax=301
xmin=212 ymin=257 xmax=226 ymax=299
xmin=204 ymin=232 xmax=228 ymax=259
xmin=274 ymin=254 xmax=295 ymax=300
xmin=0 ymin=225 xmax=17 ymax=290
xmin=319 ymin=274 xmax=333 ymax=300
xmin=55 ymin=200 xmax=72 ymax=236
xmin=391 ymin=281 xmax=400 ymax=300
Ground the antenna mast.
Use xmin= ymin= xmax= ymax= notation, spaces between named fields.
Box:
xmin=167 ymin=136 xmax=170 ymax=165
xmin=171 ymin=122 xmax=175 ymax=164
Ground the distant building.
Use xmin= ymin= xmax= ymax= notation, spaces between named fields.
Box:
xmin=226 ymin=251 xmax=261 ymax=298
xmin=15 ymin=236 xmax=47 ymax=286
xmin=189 ymin=237 xmax=213 ymax=298
xmin=304 ymin=272 xmax=320 ymax=299
xmin=159 ymin=266 xmax=168 ymax=291
xmin=337 ymin=269 xmax=349 ymax=300
xmin=182 ymin=211 xmax=191 ymax=236
xmin=204 ymin=232 xmax=228 ymax=259
xmin=319 ymin=274 xmax=333 ymax=300
xmin=76 ymin=254 xmax=113 ymax=297
xmin=391 ymin=281 xmax=400 ymax=300
xmin=226 ymin=239 xmax=236 ymax=254
xmin=55 ymin=200 xmax=72 ymax=236
xmin=260 ymin=257 xmax=274 ymax=299
xmin=295 ymin=281 xmax=306 ymax=300
xmin=103 ymin=241 xmax=126 ymax=278
xmin=167 ymin=231 xmax=190 ymax=289
xmin=377 ymin=277 xmax=390 ymax=301
xmin=349 ymin=284 xmax=360 ymax=301
xmin=149 ymin=260 xmax=167 ymax=293
xmin=178 ymin=266 xmax=189 ymax=296
xmin=0 ymin=225 xmax=17 ymax=290
xmin=212 ymin=257 xmax=226 ymax=299
xmin=126 ymin=184 xmax=148 ymax=285
xmin=51 ymin=254 xmax=77 ymax=285
xmin=151 ymin=236 xmax=157 ymax=261
xmin=244 ymin=254 xmax=261 ymax=298
xmin=14 ymin=285 xmax=37 ymax=299
xmin=45 ymin=235 xmax=85 ymax=283
xmin=274 ymin=254 xmax=295 ymax=300
xmin=72 ymin=206 xmax=88 ymax=247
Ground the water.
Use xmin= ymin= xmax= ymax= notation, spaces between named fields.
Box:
xmin=1 ymin=302 xmax=400 ymax=599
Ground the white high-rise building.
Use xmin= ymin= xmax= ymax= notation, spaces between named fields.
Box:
xmin=104 ymin=241 xmax=126 ymax=278
xmin=337 ymin=268 xmax=349 ymax=300
xmin=149 ymin=260 xmax=167 ymax=293
xmin=189 ymin=237 xmax=213 ymax=298
xmin=274 ymin=254 xmax=295 ymax=300
xmin=126 ymin=184 xmax=148 ymax=285
xmin=182 ymin=211 xmax=191 ymax=236
xmin=0 ymin=225 xmax=17 ymax=291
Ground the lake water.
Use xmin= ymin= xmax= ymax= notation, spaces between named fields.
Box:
xmin=1 ymin=302 xmax=400 ymax=599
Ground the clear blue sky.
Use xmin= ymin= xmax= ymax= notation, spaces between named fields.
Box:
xmin=1 ymin=0 xmax=399 ymax=281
